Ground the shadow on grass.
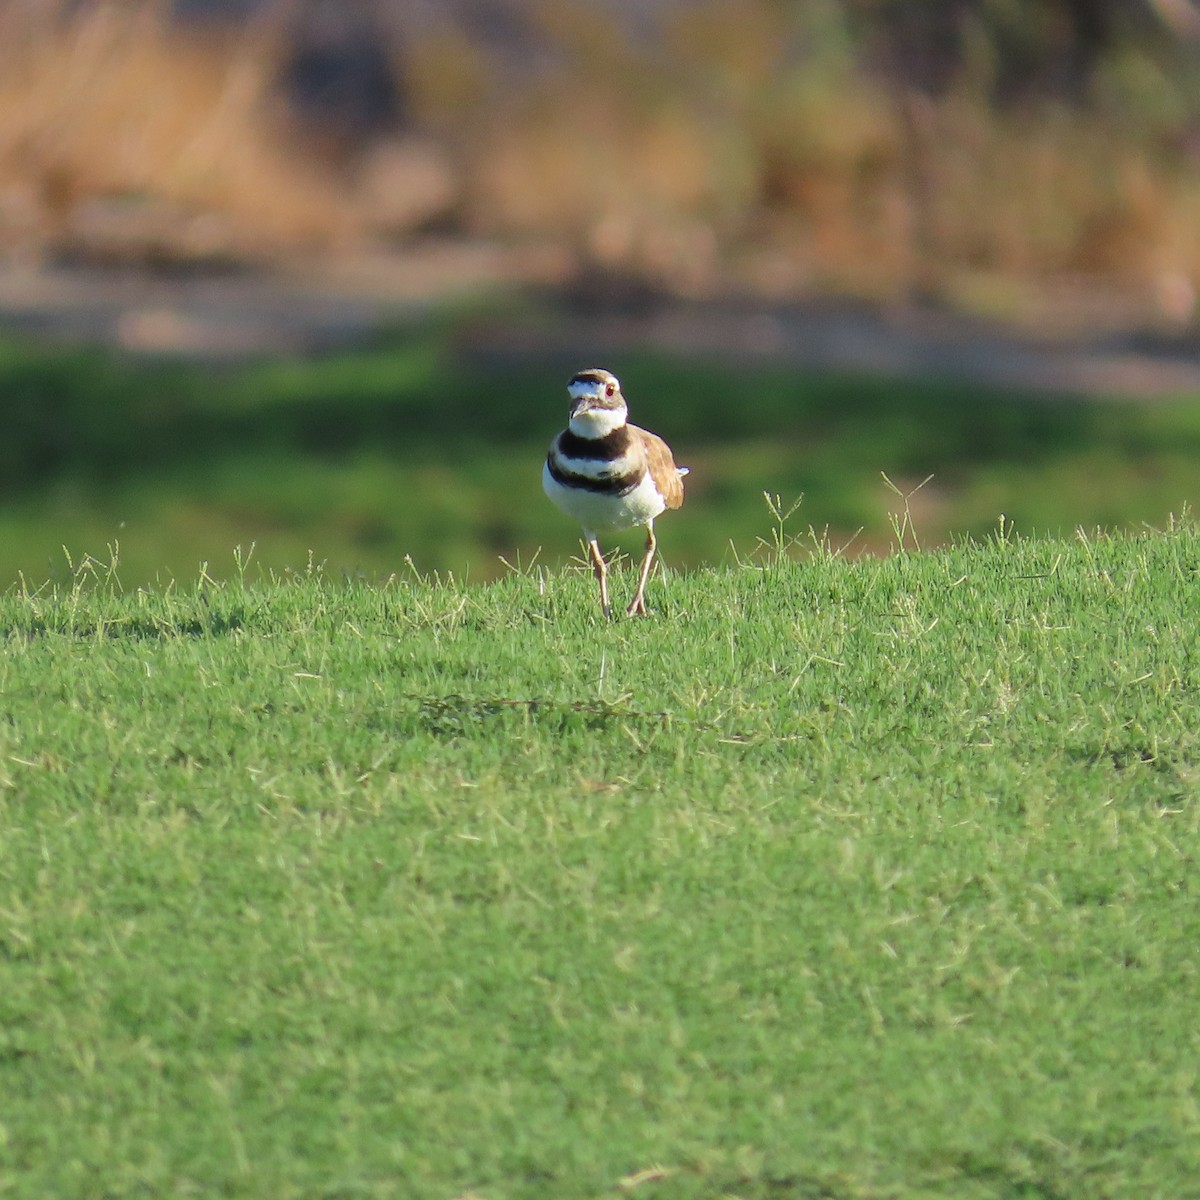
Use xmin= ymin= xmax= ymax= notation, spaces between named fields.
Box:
xmin=7 ymin=327 xmax=1192 ymax=482
xmin=4 ymin=320 xmax=1200 ymax=581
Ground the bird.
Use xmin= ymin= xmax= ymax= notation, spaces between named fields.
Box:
xmin=543 ymin=368 xmax=688 ymax=618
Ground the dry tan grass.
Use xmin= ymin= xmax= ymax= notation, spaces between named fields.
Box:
xmin=0 ymin=0 xmax=1198 ymax=313
xmin=398 ymin=0 xmax=1200 ymax=306
xmin=0 ymin=1 xmax=351 ymax=263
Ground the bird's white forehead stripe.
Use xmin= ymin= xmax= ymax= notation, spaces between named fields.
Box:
xmin=568 ymin=377 xmax=619 ymax=400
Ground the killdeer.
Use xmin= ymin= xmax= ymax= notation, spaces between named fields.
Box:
xmin=543 ymin=368 xmax=688 ymax=618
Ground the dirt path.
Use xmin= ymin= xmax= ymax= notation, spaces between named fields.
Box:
xmin=3 ymin=249 xmax=1200 ymax=399
xmin=0 ymin=245 xmax=534 ymax=359
xmin=464 ymin=298 xmax=1200 ymax=400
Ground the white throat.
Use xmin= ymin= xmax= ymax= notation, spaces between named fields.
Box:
xmin=568 ymin=406 xmax=627 ymax=439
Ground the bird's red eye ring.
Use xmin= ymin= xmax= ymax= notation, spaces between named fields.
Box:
xmin=605 ymin=382 xmax=616 ymax=397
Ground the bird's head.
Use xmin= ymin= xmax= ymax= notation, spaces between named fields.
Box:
xmin=566 ymin=369 xmax=627 ymax=438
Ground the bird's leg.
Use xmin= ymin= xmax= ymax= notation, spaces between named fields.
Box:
xmin=626 ymin=522 xmax=657 ymax=617
xmin=586 ymin=535 xmax=612 ymax=619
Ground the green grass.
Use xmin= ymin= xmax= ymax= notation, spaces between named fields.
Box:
xmin=2 ymin=526 xmax=1200 ymax=1198
xmin=4 ymin=323 xmax=1200 ymax=586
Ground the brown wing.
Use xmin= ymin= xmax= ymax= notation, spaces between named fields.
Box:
xmin=631 ymin=425 xmax=686 ymax=510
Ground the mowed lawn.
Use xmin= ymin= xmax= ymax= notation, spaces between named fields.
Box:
xmin=2 ymin=529 xmax=1199 ymax=1199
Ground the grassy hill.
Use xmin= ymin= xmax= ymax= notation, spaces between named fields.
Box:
xmin=2 ymin=528 xmax=1198 ymax=1198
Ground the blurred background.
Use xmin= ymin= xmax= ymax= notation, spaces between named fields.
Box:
xmin=5 ymin=0 xmax=1200 ymax=585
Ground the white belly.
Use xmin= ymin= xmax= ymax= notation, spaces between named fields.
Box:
xmin=543 ymin=462 xmax=666 ymax=535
